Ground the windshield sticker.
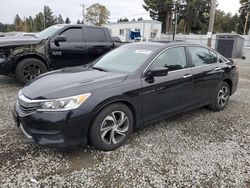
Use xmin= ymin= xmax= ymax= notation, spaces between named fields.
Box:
xmin=54 ymin=25 xmax=64 ymax=29
xmin=135 ymin=50 xmax=152 ymax=55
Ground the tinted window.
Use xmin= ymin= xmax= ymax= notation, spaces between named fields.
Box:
xmin=189 ymin=47 xmax=213 ymax=66
xmin=210 ymin=50 xmax=218 ymax=64
xmin=151 ymin=47 xmax=187 ymax=71
xmin=60 ymin=28 xmax=82 ymax=42
xmin=85 ymin=28 xmax=107 ymax=42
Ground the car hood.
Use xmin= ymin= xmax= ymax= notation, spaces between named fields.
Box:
xmin=22 ymin=66 xmax=128 ymax=99
xmin=0 ymin=36 xmax=42 ymax=47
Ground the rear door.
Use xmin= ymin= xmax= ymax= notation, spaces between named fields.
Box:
xmin=50 ymin=27 xmax=85 ymax=69
xmin=188 ymin=46 xmax=222 ymax=106
xmin=84 ymin=27 xmax=114 ymax=63
xmin=141 ymin=46 xmax=193 ymax=122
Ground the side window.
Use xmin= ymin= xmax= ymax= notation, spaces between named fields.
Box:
xmin=189 ymin=47 xmax=211 ymax=66
xmin=85 ymin=28 xmax=107 ymax=42
xmin=151 ymin=47 xmax=187 ymax=71
xmin=210 ymin=50 xmax=218 ymax=64
xmin=60 ymin=28 xmax=83 ymax=42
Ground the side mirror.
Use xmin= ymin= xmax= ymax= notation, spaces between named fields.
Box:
xmin=146 ymin=67 xmax=169 ymax=77
xmin=54 ymin=35 xmax=66 ymax=45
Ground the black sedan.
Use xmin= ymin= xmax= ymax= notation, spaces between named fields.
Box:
xmin=13 ymin=42 xmax=239 ymax=151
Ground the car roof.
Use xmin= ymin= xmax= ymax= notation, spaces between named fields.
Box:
xmin=55 ymin=24 xmax=105 ymax=29
xmin=124 ymin=41 xmax=213 ymax=51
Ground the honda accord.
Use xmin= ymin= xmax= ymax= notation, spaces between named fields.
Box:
xmin=13 ymin=42 xmax=239 ymax=151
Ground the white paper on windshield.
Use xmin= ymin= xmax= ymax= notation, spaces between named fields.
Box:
xmin=54 ymin=25 xmax=64 ymax=29
xmin=135 ymin=50 xmax=152 ymax=55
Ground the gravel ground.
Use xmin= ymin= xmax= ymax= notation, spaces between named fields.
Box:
xmin=0 ymin=63 xmax=250 ymax=187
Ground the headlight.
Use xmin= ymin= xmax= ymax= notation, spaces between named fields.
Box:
xmin=37 ymin=93 xmax=91 ymax=111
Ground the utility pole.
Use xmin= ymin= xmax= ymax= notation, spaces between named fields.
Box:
xmin=80 ymin=4 xmax=85 ymax=24
xmin=244 ymin=12 xmax=249 ymax=35
xmin=172 ymin=3 xmax=178 ymax=41
xmin=23 ymin=17 xmax=28 ymax=32
xmin=207 ymin=0 xmax=217 ymax=47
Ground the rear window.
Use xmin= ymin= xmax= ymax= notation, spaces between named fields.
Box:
xmin=85 ymin=28 xmax=107 ymax=42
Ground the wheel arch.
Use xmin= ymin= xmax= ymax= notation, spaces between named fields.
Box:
xmin=15 ymin=53 xmax=48 ymax=70
xmin=94 ymin=99 xmax=137 ymax=128
xmin=222 ymin=78 xmax=233 ymax=95
xmin=87 ymin=98 xmax=138 ymax=142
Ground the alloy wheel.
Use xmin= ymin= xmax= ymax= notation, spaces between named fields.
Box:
xmin=23 ymin=64 xmax=42 ymax=81
xmin=100 ymin=111 xmax=129 ymax=145
xmin=217 ymin=86 xmax=229 ymax=108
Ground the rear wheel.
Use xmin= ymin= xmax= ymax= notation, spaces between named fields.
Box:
xmin=15 ymin=58 xmax=47 ymax=84
xmin=209 ymin=81 xmax=230 ymax=111
xmin=89 ymin=103 xmax=133 ymax=151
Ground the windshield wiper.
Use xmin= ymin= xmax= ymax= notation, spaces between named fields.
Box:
xmin=91 ymin=67 xmax=109 ymax=72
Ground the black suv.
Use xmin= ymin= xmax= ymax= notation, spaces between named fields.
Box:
xmin=0 ymin=24 xmax=120 ymax=83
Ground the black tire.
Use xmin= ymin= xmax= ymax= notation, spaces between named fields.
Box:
xmin=209 ymin=81 xmax=230 ymax=111
xmin=15 ymin=58 xmax=47 ymax=84
xmin=89 ymin=103 xmax=133 ymax=151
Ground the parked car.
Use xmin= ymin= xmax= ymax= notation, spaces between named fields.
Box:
xmin=133 ymin=37 xmax=153 ymax=42
xmin=13 ymin=42 xmax=239 ymax=151
xmin=0 ymin=24 xmax=121 ymax=83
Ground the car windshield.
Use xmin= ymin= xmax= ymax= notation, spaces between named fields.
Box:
xmin=93 ymin=45 xmax=158 ymax=73
xmin=35 ymin=25 xmax=64 ymax=39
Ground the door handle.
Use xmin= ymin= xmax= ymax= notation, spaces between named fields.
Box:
xmin=183 ymin=74 xmax=192 ymax=79
xmin=214 ymin=67 xmax=221 ymax=71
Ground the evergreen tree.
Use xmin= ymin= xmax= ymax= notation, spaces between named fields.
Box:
xmin=14 ymin=14 xmax=23 ymax=31
xmin=143 ymin=0 xmax=173 ymax=33
xmin=65 ymin=17 xmax=71 ymax=24
xmin=143 ymin=0 xmax=212 ymax=34
xmin=44 ymin=5 xmax=57 ymax=28
xmin=34 ymin=12 xmax=45 ymax=31
xmin=239 ymin=0 xmax=250 ymax=34
xmin=57 ymin=14 xmax=64 ymax=24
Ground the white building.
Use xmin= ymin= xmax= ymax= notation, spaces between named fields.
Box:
xmin=103 ymin=20 xmax=162 ymax=42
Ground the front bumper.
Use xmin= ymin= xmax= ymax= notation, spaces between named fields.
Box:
xmin=0 ymin=59 xmax=14 ymax=74
xmin=13 ymin=104 xmax=93 ymax=148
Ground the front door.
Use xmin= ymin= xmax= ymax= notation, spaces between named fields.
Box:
xmin=50 ymin=27 xmax=85 ymax=69
xmin=141 ymin=46 xmax=193 ymax=123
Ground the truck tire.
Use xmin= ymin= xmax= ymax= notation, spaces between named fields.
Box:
xmin=15 ymin=58 xmax=48 ymax=84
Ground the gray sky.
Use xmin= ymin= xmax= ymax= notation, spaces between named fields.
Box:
xmin=0 ymin=0 xmax=241 ymax=24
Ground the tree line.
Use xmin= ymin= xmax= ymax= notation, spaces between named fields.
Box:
xmin=143 ymin=0 xmax=250 ymax=34
xmin=1 ymin=1 xmax=250 ymax=35
xmin=0 ymin=3 xmax=111 ymax=32
xmin=0 ymin=6 xmax=74 ymax=32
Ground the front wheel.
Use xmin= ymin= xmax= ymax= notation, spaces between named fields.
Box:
xmin=209 ymin=81 xmax=230 ymax=111
xmin=15 ymin=58 xmax=48 ymax=84
xmin=89 ymin=103 xmax=133 ymax=151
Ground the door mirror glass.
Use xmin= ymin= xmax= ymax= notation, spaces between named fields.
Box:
xmin=146 ymin=67 xmax=169 ymax=77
